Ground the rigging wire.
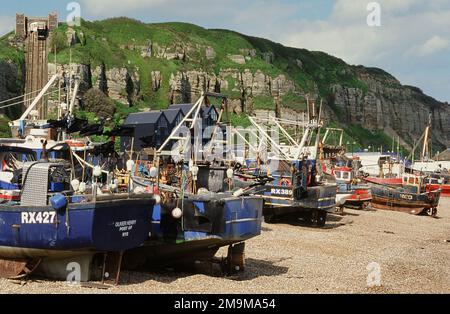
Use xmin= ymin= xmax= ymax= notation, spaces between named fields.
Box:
xmin=0 ymin=86 xmax=61 ymax=105
xmin=0 ymin=89 xmax=59 ymax=110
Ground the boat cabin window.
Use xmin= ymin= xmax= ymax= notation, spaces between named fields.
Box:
xmin=342 ymin=172 xmax=350 ymax=180
xmin=335 ymin=171 xmax=341 ymax=179
xmin=408 ymin=177 xmax=415 ymax=185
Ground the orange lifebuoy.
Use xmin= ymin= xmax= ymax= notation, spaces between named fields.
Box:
xmin=280 ymin=178 xmax=292 ymax=187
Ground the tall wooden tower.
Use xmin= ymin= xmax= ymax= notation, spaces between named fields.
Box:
xmin=16 ymin=13 xmax=58 ymax=119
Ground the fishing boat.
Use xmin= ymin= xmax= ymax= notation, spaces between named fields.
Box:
xmin=230 ymin=101 xmax=337 ymax=227
xmin=332 ymin=166 xmax=372 ymax=209
xmin=425 ymin=173 xmax=450 ymax=197
xmin=369 ymin=172 xmax=440 ymax=216
xmin=0 ymin=140 xmax=156 ymax=282
xmin=365 ymin=114 xmax=450 ymax=198
xmin=0 ymin=73 xmax=157 ymax=283
xmin=122 ymin=92 xmax=264 ymax=273
xmin=316 ymin=131 xmax=372 ymax=210
xmin=125 ymin=165 xmax=264 ymax=272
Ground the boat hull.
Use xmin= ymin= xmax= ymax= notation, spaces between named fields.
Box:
xmin=0 ymin=195 xmax=155 ymax=260
xmin=428 ymin=184 xmax=450 ymax=197
xmin=342 ymin=188 xmax=372 ymax=209
xmin=262 ymin=184 xmax=337 ymax=216
xmin=365 ymin=177 xmax=450 ymax=197
xmin=370 ymin=185 xmax=440 ymax=215
xmin=123 ymin=196 xmax=263 ymax=267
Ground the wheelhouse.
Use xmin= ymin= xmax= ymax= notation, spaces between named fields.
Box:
xmin=333 ymin=166 xmax=353 ymax=183
xmin=402 ymin=173 xmax=427 ymax=193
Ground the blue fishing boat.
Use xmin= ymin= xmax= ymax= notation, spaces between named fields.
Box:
xmin=122 ymin=92 xmax=264 ymax=273
xmin=0 ymin=140 xmax=156 ymax=282
xmin=124 ymin=165 xmax=263 ymax=272
xmin=231 ymin=107 xmax=337 ymax=226
xmin=240 ymin=158 xmax=336 ymax=226
xmin=124 ymin=195 xmax=263 ymax=271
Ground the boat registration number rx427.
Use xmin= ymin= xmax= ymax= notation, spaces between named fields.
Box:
xmin=21 ymin=211 xmax=56 ymax=224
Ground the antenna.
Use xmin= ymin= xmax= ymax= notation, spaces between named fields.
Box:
xmin=68 ymin=48 xmax=72 ymax=106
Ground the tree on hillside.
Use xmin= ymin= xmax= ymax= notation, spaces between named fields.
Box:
xmin=82 ymin=88 xmax=116 ymax=119
xmin=0 ymin=115 xmax=12 ymax=138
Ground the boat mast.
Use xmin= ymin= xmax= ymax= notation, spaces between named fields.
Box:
xmin=421 ymin=113 xmax=432 ymax=162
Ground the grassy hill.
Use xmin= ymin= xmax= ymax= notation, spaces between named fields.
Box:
xmin=0 ymin=17 xmax=447 ymax=155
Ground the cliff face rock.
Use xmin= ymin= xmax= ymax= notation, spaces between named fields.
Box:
xmin=169 ymin=70 xmax=221 ymax=104
xmin=121 ymin=40 xmax=197 ymax=62
xmin=0 ymin=61 xmax=22 ymax=116
xmin=92 ymin=66 xmax=140 ymax=106
xmin=48 ymin=63 xmax=92 ymax=94
xmin=0 ymin=61 xmax=20 ymax=101
xmin=205 ymin=47 xmax=216 ymax=60
xmin=151 ymin=71 xmax=162 ymax=92
xmin=168 ymin=68 xmax=297 ymax=112
xmin=47 ymin=62 xmax=141 ymax=107
xmin=330 ymin=69 xmax=450 ymax=147
xmin=220 ymin=69 xmax=296 ymax=97
xmin=228 ymin=55 xmax=246 ymax=64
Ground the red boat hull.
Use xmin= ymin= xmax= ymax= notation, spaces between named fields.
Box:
xmin=427 ymin=184 xmax=450 ymax=197
xmin=344 ymin=188 xmax=372 ymax=209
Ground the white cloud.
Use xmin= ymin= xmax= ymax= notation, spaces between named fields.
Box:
xmin=415 ymin=35 xmax=449 ymax=56
xmin=0 ymin=16 xmax=14 ymax=37
xmin=281 ymin=1 xmax=450 ymax=66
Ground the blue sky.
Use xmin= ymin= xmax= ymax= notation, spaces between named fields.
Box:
xmin=1 ymin=0 xmax=449 ymax=102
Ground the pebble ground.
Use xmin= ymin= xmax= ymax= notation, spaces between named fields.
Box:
xmin=1 ymin=198 xmax=449 ymax=294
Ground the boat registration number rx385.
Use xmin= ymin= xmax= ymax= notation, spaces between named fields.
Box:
xmin=21 ymin=211 xmax=56 ymax=224
xmin=271 ymin=188 xmax=293 ymax=196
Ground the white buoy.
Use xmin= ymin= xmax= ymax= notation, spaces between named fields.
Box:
xmin=233 ymin=188 xmax=244 ymax=197
xmin=149 ymin=166 xmax=158 ymax=178
xmin=191 ymin=165 xmax=199 ymax=181
xmin=71 ymin=179 xmax=80 ymax=191
xmin=197 ymin=188 xmax=209 ymax=195
xmin=78 ymin=182 xmax=86 ymax=193
xmin=191 ymin=165 xmax=199 ymax=175
xmin=226 ymin=168 xmax=234 ymax=179
xmin=126 ymin=159 xmax=134 ymax=172
xmin=93 ymin=166 xmax=102 ymax=177
xmin=109 ymin=182 xmax=118 ymax=192
xmin=172 ymin=207 xmax=182 ymax=219
xmin=154 ymin=194 xmax=161 ymax=204
xmin=96 ymin=185 xmax=104 ymax=195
